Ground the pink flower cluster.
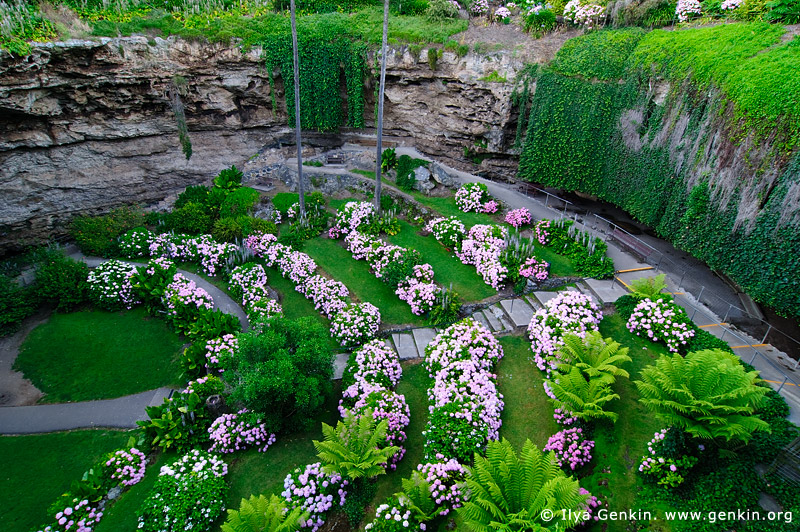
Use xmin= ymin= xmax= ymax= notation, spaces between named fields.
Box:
xmin=208 ymin=409 xmax=277 ymax=453
xmin=563 ymin=0 xmax=606 ymax=28
xmin=553 ymin=407 xmax=577 ymax=426
xmin=578 ymin=488 xmax=602 ymax=523
xmin=329 ymin=201 xmax=376 ymax=238
xmin=534 ymin=219 xmax=551 ymax=245
xmin=205 ymin=334 xmax=239 ymax=374
xmin=364 ymin=499 xmax=425 ymax=531
xmin=675 ymin=0 xmax=701 ymax=21
xmin=340 ymin=341 xmax=409 ymax=469
xmin=544 ymin=428 xmax=595 ymax=470
xmin=425 ymin=217 xmax=465 ymax=249
xmin=297 ymin=275 xmax=350 ymax=318
xmin=106 ymin=447 xmax=147 ymax=487
xmin=721 ymin=0 xmax=742 ymax=9
xmin=38 ymin=498 xmax=102 ymax=532
xmin=527 ymin=291 xmax=601 ymax=374
xmin=344 ymin=232 xmax=402 ymax=278
xmin=330 ymin=302 xmax=382 ymax=347
xmin=519 ymin=256 xmax=550 ymax=282
xmin=248 ymin=298 xmax=283 ymax=321
xmin=117 ymin=228 xmax=155 ymax=258
xmin=161 ymin=273 xmax=214 ymax=318
xmin=638 ymin=429 xmax=699 ymax=487
xmin=148 ymin=233 xmax=236 ymax=276
xmin=424 ymin=319 xmax=505 ymax=460
xmin=278 ymin=250 xmax=318 ymax=284
xmin=228 ymin=262 xmax=268 ymax=308
xmin=244 ymin=232 xmax=278 ymax=257
xmin=455 ymin=182 xmax=496 ymax=213
xmin=504 ymin=208 xmax=532 ymax=228
xmin=282 ymin=462 xmax=349 ymax=532
xmin=626 ymin=298 xmax=694 ymax=352
xmin=417 ymin=459 xmax=468 ymax=514
xmin=456 ymin=224 xmax=509 ymax=290
xmin=396 ymin=264 xmax=440 ymax=315
xmin=87 ymin=259 xmax=139 ymax=309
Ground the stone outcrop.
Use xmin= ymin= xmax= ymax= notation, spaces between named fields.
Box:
xmin=0 ymin=36 xmax=525 ymax=254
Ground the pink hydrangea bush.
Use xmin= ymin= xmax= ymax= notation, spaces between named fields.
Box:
xmin=417 ymin=459 xmax=468 ymax=514
xmin=282 ymin=462 xmax=349 ymax=532
xmin=343 ymin=339 xmax=402 ymax=389
xmin=330 ymin=302 xmax=382 ymax=347
xmin=117 ymin=228 xmax=155 ymax=258
xmin=544 ymin=428 xmax=595 ymax=470
xmin=298 ymin=275 xmax=349 ymax=318
xmin=504 ymin=208 xmax=532 ymax=228
xmin=396 ymin=265 xmax=440 ymax=315
xmin=534 ymin=219 xmax=551 ymax=245
xmin=675 ymin=0 xmax=701 ymax=21
xmin=208 ymin=409 xmax=277 ymax=454
xmin=519 ymin=256 xmax=550 ymax=282
xmin=456 ymin=224 xmax=509 ymax=290
xmin=553 ymin=407 xmax=577 ymax=426
xmin=527 ymin=291 xmax=602 ymax=374
xmin=87 ymin=259 xmax=140 ymax=310
xmin=638 ymin=429 xmax=699 ymax=488
xmin=329 ymin=201 xmax=376 ymax=238
xmin=278 ymin=250 xmax=318 ymax=284
xmin=244 ymin=231 xmax=279 ymax=258
xmin=228 ymin=262 xmax=268 ymax=308
xmin=247 ymin=298 xmax=283 ymax=321
xmin=106 ymin=447 xmax=147 ymax=487
xmin=423 ymin=319 xmax=505 ymax=462
xmin=626 ymin=298 xmax=694 ymax=353
xmin=161 ymin=272 xmax=214 ymax=331
xmin=563 ymin=0 xmax=606 ymax=29
xmin=37 ymin=498 xmax=103 ymax=532
xmin=455 ymin=182 xmax=495 ymax=213
xmin=425 ymin=217 xmax=465 ymax=249
xmin=205 ymin=334 xmax=239 ymax=374
xmin=721 ymin=0 xmax=742 ymax=9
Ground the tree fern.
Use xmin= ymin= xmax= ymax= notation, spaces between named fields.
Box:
xmin=630 ymin=274 xmax=669 ymax=300
xmin=635 ymin=349 xmax=770 ymax=444
xmin=548 ymin=367 xmax=620 ymax=423
xmin=221 ymin=494 xmax=308 ymax=532
xmin=556 ymin=331 xmax=631 ymax=385
xmin=314 ymin=409 xmax=399 ymax=481
xmin=458 ymin=438 xmax=589 ymax=532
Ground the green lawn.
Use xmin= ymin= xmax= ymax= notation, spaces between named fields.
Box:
xmin=15 ymin=308 xmax=185 ymax=403
xmin=387 ymin=220 xmax=496 ymax=302
xmin=0 ymin=430 xmax=132 ymax=532
xmin=497 ymin=335 xmax=559 ymax=450
xmin=534 ymin=242 xmax=579 ymax=278
xmin=303 ymin=238 xmax=425 ymax=327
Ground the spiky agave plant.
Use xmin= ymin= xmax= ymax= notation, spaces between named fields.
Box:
xmin=458 ymin=438 xmax=590 ymax=532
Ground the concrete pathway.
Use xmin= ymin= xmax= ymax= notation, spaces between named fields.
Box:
xmin=0 ymin=387 xmax=172 ymax=435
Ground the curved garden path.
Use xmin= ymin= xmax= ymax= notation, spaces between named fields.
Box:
xmin=2 ymin=152 xmax=798 ymax=434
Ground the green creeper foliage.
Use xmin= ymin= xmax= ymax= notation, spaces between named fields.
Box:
xmin=547 ymin=366 xmax=621 ymax=423
xmin=458 ymin=438 xmax=590 ymax=532
xmin=221 ymin=494 xmax=309 ymax=532
xmin=314 ymin=410 xmax=399 ymax=481
xmin=555 ymin=331 xmax=632 ymax=386
xmin=635 ymin=349 xmax=771 ymax=443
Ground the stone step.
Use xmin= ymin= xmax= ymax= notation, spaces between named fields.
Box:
xmin=489 ymin=304 xmax=515 ymax=332
xmin=412 ymin=328 xmax=437 ymax=359
xmin=524 ymin=293 xmax=543 ymax=311
xmin=499 ymin=298 xmax=534 ymax=328
xmin=392 ymin=332 xmax=420 ymax=360
xmin=471 ymin=311 xmax=491 ymax=330
xmin=534 ymin=290 xmax=560 ymax=306
xmin=584 ymin=277 xmax=629 ymax=306
xmin=482 ymin=307 xmax=505 ymax=332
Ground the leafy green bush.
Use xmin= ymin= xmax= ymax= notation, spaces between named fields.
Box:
xmin=392 ymin=0 xmax=429 ymax=14
xmin=225 ymin=316 xmax=334 ymax=433
xmin=0 ymin=275 xmax=38 ymax=337
xmin=684 ymin=327 xmax=734 ymax=355
xmin=131 ymin=258 xmax=178 ymax=315
xmin=70 ymin=206 xmax=146 ymax=257
xmin=34 ymin=250 xmax=89 ymax=311
xmin=139 ymin=391 xmax=212 ymax=452
xmin=212 ymin=216 xmax=276 ymax=243
xmin=524 ymin=8 xmax=556 ymax=37
xmin=169 ymin=202 xmax=212 ymax=235
xmin=614 ymin=294 xmax=640 ymax=320
xmin=219 ymin=187 xmax=261 ymax=218
xmin=175 ymin=185 xmax=211 ymax=210
xmin=396 ymin=155 xmax=427 ymax=191
xmin=187 ymin=307 xmax=241 ymax=342
xmin=766 ymin=0 xmax=800 ymax=23
xmin=272 ymin=192 xmax=300 ymax=214
xmin=381 ymin=148 xmax=398 ymax=172
xmin=426 ymin=0 xmax=459 ymax=20
xmin=212 ymin=165 xmax=243 ymax=191
xmin=380 ymin=249 xmax=423 ymax=287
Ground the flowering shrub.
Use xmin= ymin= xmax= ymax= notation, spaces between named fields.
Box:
xmin=534 ymin=219 xmax=551 ymax=245
xmin=329 ymin=201 xmax=376 ymax=238
xmin=247 ymin=298 xmax=283 ymax=321
xmin=456 ymin=224 xmax=509 ymax=290
xmin=571 ymin=2 xmax=605 ymax=28
xmin=396 ymin=264 xmax=440 ymax=315
xmin=518 ymin=256 xmax=549 ymax=282
xmin=244 ymin=231 xmax=279 ymax=258
xmin=544 ymin=428 xmax=595 ymax=470
xmin=341 ymin=385 xmax=411 ymax=469
xmin=137 ymin=450 xmax=228 ymax=532
xmin=208 ymin=409 xmax=277 ymax=454
xmin=471 ymin=0 xmax=489 ymax=14
xmin=87 ymin=259 xmax=139 ymax=310
xmin=495 ymin=6 xmax=511 ymax=18
xmin=578 ymin=488 xmax=602 ymax=524
xmin=106 ymin=447 xmax=147 ymax=487
xmin=282 ymin=462 xmax=348 ymax=531
xmin=425 ymin=217 xmax=466 ymax=249
xmin=162 ymin=273 xmax=214 ymax=332
xmin=298 ymin=275 xmax=349 ymax=318
xmin=553 ymin=407 xmax=577 ymax=426
xmin=205 ymin=334 xmax=239 ymax=374
xmin=675 ymin=0 xmax=701 ymax=21
xmin=343 ymin=339 xmax=402 ymax=389
xmin=364 ymin=498 xmax=425 ymax=531
xmin=418 ymin=459 xmax=468 ymax=514
xmin=721 ymin=0 xmax=742 ymax=9
xmin=527 ymin=291 xmax=602 ymax=374
xmin=504 ymin=208 xmax=532 ymax=228
xmin=638 ymin=429 xmax=699 ymax=488
xmin=626 ymin=298 xmax=695 ymax=353
xmin=330 ymin=302 xmax=381 ymax=347
xmin=117 ymin=227 xmax=154 ymax=258
xmin=423 ymin=319 xmax=505 ymax=462
xmin=277 ymin=250 xmax=317 ymax=284
xmin=228 ymin=262 xmax=268 ymax=308
xmin=36 ymin=498 xmax=103 ymax=532
xmin=455 ymin=182 xmax=495 ymax=213
xmin=183 ymin=375 xmax=224 ymax=398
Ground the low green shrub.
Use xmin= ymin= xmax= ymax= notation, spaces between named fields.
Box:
xmin=212 ymin=165 xmax=243 ymax=191
xmin=524 ymin=8 xmax=556 ymax=36
xmin=70 ymin=206 xmax=146 ymax=257
xmin=219 ymin=187 xmax=261 ymax=218
xmin=381 ymin=147 xmax=398 ymax=172
xmin=175 ymin=185 xmax=211 ymax=210
xmin=685 ymin=327 xmax=734 ymax=355
xmin=169 ymin=202 xmax=212 ymax=235
xmin=392 ymin=0 xmax=429 ymax=15
xmin=0 ymin=275 xmax=38 ymax=336
xmin=138 ymin=391 xmax=212 ymax=452
xmin=212 ymin=216 xmax=276 ymax=243
xmin=396 ymin=155 xmax=427 ymax=191
xmin=34 ymin=250 xmax=89 ymax=311
xmin=614 ymin=294 xmax=640 ymax=320
xmin=187 ymin=307 xmax=241 ymax=341
xmin=380 ymin=249 xmax=423 ymax=287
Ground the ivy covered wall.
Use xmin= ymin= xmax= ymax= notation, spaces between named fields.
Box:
xmin=517 ymin=24 xmax=800 ymax=319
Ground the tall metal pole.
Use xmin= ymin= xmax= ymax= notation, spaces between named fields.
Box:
xmin=290 ymin=0 xmax=305 ymax=219
xmin=374 ymin=0 xmax=389 ymax=215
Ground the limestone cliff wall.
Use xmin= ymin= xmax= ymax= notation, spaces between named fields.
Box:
xmin=0 ymin=36 xmax=523 ymax=254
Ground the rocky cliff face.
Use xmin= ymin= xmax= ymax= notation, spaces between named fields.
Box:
xmin=0 ymin=36 xmax=524 ymax=254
